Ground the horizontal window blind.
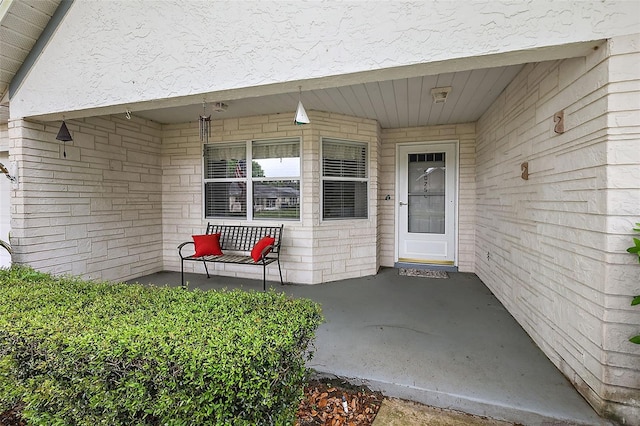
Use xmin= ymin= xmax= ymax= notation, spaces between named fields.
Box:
xmin=323 ymin=181 xmax=367 ymax=219
xmin=203 ymin=139 xmax=301 ymax=220
xmin=253 ymin=139 xmax=301 ymax=178
xmin=322 ymin=139 xmax=368 ymax=220
xmin=204 ymin=144 xmax=246 ymax=179
xmin=322 ymin=140 xmax=367 ymax=178
xmin=205 ymin=182 xmax=246 ymax=217
xmin=253 ymin=139 xmax=299 ymax=160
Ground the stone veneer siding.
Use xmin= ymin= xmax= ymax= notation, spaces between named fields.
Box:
xmin=475 ymin=35 xmax=640 ymax=423
xmin=0 ymin=123 xmax=10 ymax=268
xmin=161 ymin=111 xmax=379 ymax=285
xmin=8 ymin=116 xmax=163 ymax=282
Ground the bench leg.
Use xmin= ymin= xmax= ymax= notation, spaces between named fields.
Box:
xmin=262 ymin=263 xmax=266 ymax=292
xmin=277 ymin=259 xmax=283 ymax=285
xmin=203 ymin=260 xmax=210 ymax=278
xmin=181 ymin=258 xmax=186 ymax=289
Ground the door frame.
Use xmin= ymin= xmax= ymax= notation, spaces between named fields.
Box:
xmin=394 ymin=140 xmax=459 ymax=266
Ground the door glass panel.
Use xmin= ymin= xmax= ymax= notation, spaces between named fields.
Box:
xmin=407 ymin=153 xmax=445 ymax=234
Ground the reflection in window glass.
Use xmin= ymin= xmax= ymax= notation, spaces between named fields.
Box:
xmin=407 ymin=152 xmax=445 ymax=234
xmin=253 ymin=180 xmax=300 ymax=219
xmin=253 ymin=141 xmax=300 ymax=178
xmin=204 ymin=144 xmax=246 ymax=179
xmin=203 ymin=139 xmax=301 ymax=220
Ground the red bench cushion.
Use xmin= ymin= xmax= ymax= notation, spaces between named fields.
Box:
xmin=251 ymin=236 xmax=275 ymax=262
xmin=192 ymin=233 xmax=223 ymax=257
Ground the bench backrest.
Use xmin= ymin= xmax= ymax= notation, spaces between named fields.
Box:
xmin=205 ymin=223 xmax=283 ymax=253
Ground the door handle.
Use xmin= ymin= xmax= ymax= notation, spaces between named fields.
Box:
xmin=399 ymin=201 xmax=408 ymax=206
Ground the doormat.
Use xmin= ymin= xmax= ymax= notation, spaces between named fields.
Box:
xmin=399 ymin=268 xmax=449 ymax=279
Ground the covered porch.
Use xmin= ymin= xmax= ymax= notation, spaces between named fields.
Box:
xmin=2 ymin=2 xmax=638 ymax=421
xmin=130 ymin=268 xmax=606 ymax=425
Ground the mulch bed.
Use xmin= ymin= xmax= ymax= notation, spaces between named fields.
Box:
xmin=1 ymin=380 xmax=382 ymax=426
xmin=0 ymin=403 xmax=25 ymax=426
xmin=297 ymin=378 xmax=383 ymax=426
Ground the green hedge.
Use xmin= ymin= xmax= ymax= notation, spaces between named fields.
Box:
xmin=0 ymin=266 xmax=323 ymax=425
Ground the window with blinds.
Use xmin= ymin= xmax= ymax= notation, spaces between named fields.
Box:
xmin=322 ymin=139 xmax=368 ymax=220
xmin=203 ymin=139 xmax=300 ymax=220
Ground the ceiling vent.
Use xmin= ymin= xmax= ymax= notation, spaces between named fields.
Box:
xmin=431 ymin=87 xmax=452 ymax=104
xmin=211 ymin=102 xmax=228 ymax=112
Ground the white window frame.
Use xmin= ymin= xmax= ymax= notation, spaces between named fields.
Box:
xmin=203 ymin=138 xmax=301 ymax=221
xmin=321 ymin=138 xmax=369 ymax=221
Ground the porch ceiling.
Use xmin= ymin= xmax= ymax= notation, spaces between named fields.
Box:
xmin=1 ymin=0 xmax=600 ymax=130
xmin=0 ymin=0 xmax=525 ymax=130
xmin=132 ymin=65 xmax=524 ymax=129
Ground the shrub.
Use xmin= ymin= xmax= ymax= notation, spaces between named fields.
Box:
xmin=627 ymin=223 xmax=640 ymax=345
xmin=0 ymin=266 xmax=323 ymax=425
xmin=627 ymin=222 xmax=640 ymax=264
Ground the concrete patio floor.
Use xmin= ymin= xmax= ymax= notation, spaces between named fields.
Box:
xmin=130 ymin=268 xmax=610 ymax=425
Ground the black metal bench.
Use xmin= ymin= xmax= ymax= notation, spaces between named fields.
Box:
xmin=178 ymin=223 xmax=283 ymax=291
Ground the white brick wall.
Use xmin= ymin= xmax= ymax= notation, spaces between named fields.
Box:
xmin=379 ymin=124 xmax=476 ymax=272
xmin=162 ymin=111 xmax=379 ymax=285
xmin=475 ymin=35 xmax=640 ymax=423
xmin=8 ymin=115 xmax=164 ymax=282
xmin=0 ymin=124 xmax=10 ymax=268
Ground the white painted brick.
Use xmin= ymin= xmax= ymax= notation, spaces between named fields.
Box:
xmin=161 ymin=112 xmax=379 ymax=284
xmin=475 ymin=38 xmax=640 ymax=419
xmin=379 ymin=124 xmax=476 ymax=270
xmin=10 ymin=116 xmax=164 ymax=282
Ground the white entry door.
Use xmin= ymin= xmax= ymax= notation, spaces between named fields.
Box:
xmin=397 ymin=142 xmax=457 ymax=265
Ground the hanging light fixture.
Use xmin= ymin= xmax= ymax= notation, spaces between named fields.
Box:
xmin=56 ymin=119 xmax=73 ymax=158
xmin=294 ymin=86 xmax=310 ymax=125
xmin=199 ymin=100 xmax=212 ymax=143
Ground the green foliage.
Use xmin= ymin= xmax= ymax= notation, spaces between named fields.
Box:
xmin=631 ymin=296 xmax=640 ymax=344
xmin=0 ymin=265 xmax=323 ymax=425
xmin=626 ymin=223 xmax=640 ymax=263
xmin=628 ymin=224 xmax=640 ymax=345
xmin=252 ymin=160 xmax=265 ymax=177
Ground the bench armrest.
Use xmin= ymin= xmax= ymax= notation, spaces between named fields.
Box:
xmin=178 ymin=241 xmax=195 ymax=258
